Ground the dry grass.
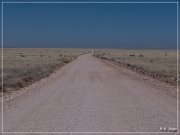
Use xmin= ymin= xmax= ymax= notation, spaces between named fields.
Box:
xmin=94 ymin=49 xmax=178 ymax=85
xmin=1 ymin=48 xmax=90 ymax=92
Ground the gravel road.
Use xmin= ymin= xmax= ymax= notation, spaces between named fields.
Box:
xmin=1 ymin=54 xmax=178 ymax=134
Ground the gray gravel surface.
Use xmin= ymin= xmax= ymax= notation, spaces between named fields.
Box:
xmin=0 ymin=54 xmax=178 ymax=135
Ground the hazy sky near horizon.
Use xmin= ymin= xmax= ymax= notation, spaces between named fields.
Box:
xmin=3 ymin=2 xmax=178 ymax=49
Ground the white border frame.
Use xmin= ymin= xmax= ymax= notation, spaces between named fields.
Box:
xmin=1 ymin=1 xmax=179 ymax=134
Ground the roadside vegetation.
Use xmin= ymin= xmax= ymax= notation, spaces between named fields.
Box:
xmin=94 ymin=49 xmax=178 ymax=85
xmin=1 ymin=48 xmax=90 ymax=92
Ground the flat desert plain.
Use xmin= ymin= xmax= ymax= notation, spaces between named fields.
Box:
xmin=1 ymin=48 xmax=91 ymax=92
xmin=94 ymin=49 xmax=178 ymax=85
xmin=0 ymin=48 xmax=179 ymax=134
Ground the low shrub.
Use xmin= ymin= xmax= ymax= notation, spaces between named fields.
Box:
xmin=129 ymin=54 xmax=135 ymax=57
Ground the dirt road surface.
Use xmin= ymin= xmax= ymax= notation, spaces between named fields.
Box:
xmin=1 ymin=54 xmax=178 ymax=134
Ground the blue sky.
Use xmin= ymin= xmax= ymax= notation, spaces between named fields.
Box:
xmin=1 ymin=0 xmax=179 ymax=49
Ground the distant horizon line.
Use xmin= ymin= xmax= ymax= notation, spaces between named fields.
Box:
xmin=2 ymin=47 xmax=178 ymax=50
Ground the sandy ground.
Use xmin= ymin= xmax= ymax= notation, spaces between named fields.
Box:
xmin=0 ymin=54 xmax=178 ymax=135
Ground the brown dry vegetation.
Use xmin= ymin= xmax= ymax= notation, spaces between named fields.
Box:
xmin=94 ymin=49 xmax=178 ymax=85
xmin=0 ymin=48 xmax=90 ymax=92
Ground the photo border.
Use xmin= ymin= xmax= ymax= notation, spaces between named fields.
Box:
xmin=1 ymin=1 xmax=179 ymax=134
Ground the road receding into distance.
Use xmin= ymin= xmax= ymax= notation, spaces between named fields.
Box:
xmin=2 ymin=54 xmax=177 ymax=134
